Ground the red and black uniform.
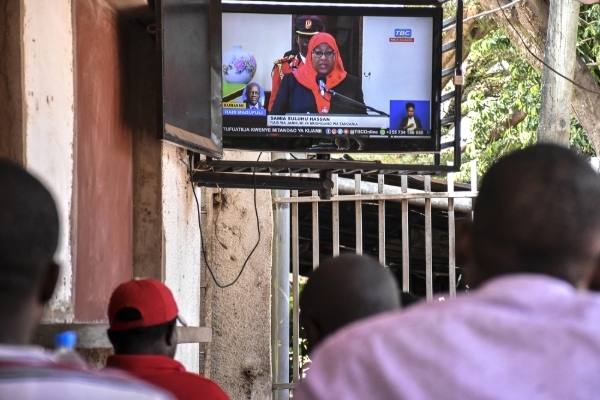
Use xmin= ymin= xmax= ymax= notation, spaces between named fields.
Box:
xmin=268 ymin=51 xmax=305 ymax=112
xmin=268 ymin=15 xmax=325 ymax=112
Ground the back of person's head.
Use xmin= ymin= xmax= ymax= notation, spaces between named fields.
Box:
xmin=0 ymin=159 xmax=60 ymax=343
xmin=470 ymin=144 xmax=600 ymax=288
xmin=300 ymin=254 xmax=399 ymax=352
xmin=107 ymin=279 xmax=181 ymax=357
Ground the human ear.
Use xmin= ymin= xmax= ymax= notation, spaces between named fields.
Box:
xmin=456 ymin=219 xmax=479 ymax=288
xmin=586 ymin=255 xmax=600 ymax=291
xmin=38 ymin=262 xmax=59 ymax=304
xmin=166 ymin=322 xmax=178 ymax=347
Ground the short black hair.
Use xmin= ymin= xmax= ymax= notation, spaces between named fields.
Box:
xmin=472 ymin=144 xmax=600 ymax=285
xmin=0 ymin=159 xmax=59 ymax=297
xmin=300 ymin=254 xmax=399 ymax=337
xmin=406 ymin=102 xmax=415 ymax=110
xmin=107 ymin=308 xmax=176 ymax=353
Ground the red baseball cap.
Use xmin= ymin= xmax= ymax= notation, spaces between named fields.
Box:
xmin=108 ymin=279 xmax=186 ymax=331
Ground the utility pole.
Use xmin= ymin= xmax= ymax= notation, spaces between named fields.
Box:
xmin=537 ymin=0 xmax=580 ymax=145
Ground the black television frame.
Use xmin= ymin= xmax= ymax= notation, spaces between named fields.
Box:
xmin=221 ymin=2 xmax=444 ymax=154
xmin=156 ymin=0 xmax=223 ymax=158
xmin=152 ymin=0 xmax=465 ymax=191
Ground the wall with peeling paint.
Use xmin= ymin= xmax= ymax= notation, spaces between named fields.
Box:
xmin=21 ymin=0 xmax=76 ymax=322
xmin=201 ymin=151 xmax=273 ymax=400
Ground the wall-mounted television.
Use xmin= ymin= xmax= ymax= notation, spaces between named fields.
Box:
xmin=221 ymin=2 xmax=443 ymax=154
xmin=157 ymin=0 xmax=223 ymax=158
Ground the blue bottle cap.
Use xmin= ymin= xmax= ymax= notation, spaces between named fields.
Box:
xmin=54 ymin=331 xmax=77 ymax=349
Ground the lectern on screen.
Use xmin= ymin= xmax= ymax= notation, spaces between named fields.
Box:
xmin=221 ymin=2 xmax=443 ymax=153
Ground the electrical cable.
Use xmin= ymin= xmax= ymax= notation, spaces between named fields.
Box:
xmin=191 ymin=152 xmax=263 ymax=288
xmin=442 ymin=0 xmax=524 ymax=32
xmin=495 ymin=0 xmax=600 ymax=96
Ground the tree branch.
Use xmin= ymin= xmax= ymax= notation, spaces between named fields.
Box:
xmin=475 ymin=0 xmax=600 ymax=152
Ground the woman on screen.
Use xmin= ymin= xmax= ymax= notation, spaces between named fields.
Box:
xmin=270 ymin=32 xmax=366 ymax=115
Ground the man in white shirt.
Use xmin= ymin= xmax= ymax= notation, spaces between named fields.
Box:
xmin=0 ymin=159 xmax=172 ymax=400
xmin=294 ymin=144 xmax=600 ymax=400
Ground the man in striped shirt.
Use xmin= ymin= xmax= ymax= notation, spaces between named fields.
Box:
xmin=0 ymin=159 xmax=172 ymax=400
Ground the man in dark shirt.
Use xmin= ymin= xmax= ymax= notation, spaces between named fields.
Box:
xmin=244 ymin=83 xmax=262 ymax=109
xmin=399 ymin=102 xmax=422 ymax=130
xmin=105 ymin=279 xmax=229 ymax=400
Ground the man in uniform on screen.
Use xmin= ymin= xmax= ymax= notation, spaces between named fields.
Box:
xmin=268 ymin=15 xmax=325 ymax=112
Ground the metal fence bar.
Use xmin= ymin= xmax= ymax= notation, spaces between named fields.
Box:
xmin=424 ymin=175 xmax=433 ymax=301
xmin=470 ymin=160 xmax=477 ymax=220
xmin=378 ymin=174 xmax=386 ymax=265
xmin=332 ymin=174 xmax=340 ymax=257
xmin=272 ymin=192 xmax=478 ymax=204
xmin=447 ymin=165 xmax=456 ymax=297
xmin=312 ymin=190 xmax=319 ymax=270
xmin=291 ymin=189 xmax=300 ymax=383
xmin=271 ymin=182 xmax=290 ymax=397
xmin=401 ymin=175 xmax=410 ymax=291
xmin=273 ymin=383 xmax=295 ymax=390
xmin=355 ymin=174 xmax=363 ymax=255
xmin=272 ymin=171 xmax=480 ymax=394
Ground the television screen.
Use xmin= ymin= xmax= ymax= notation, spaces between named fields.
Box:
xmin=221 ymin=2 xmax=442 ymax=153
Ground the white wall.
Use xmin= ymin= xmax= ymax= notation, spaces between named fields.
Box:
xmin=223 ymin=13 xmax=292 ymax=91
xmin=162 ymin=143 xmax=201 ymax=373
xmin=22 ymin=0 xmax=75 ymax=321
xmin=362 ymin=16 xmax=433 ymax=113
xmin=202 ymin=151 xmax=273 ymax=399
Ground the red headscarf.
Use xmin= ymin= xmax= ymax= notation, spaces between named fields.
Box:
xmin=293 ymin=32 xmax=347 ymax=114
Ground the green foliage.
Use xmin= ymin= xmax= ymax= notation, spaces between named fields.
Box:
xmin=458 ymin=22 xmax=596 ymax=183
xmin=577 ymin=4 xmax=600 ymax=85
xmin=461 ymin=29 xmax=540 ymax=181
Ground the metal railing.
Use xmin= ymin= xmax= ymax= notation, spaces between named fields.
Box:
xmin=271 ymin=161 xmax=479 ymax=397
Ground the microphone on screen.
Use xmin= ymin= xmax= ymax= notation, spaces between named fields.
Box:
xmin=316 ymin=74 xmax=327 ymax=97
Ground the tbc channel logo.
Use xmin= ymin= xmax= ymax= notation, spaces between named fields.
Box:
xmin=390 ymin=28 xmax=414 ymax=43
xmin=394 ymin=29 xmax=412 ymax=37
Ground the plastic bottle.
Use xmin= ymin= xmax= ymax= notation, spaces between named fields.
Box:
xmin=53 ymin=331 xmax=87 ymax=366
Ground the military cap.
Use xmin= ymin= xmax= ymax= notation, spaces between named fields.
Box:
xmin=295 ymin=15 xmax=325 ymax=35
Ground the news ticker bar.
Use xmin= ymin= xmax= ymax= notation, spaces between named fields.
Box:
xmin=267 ymin=115 xmax=389 ymax=128
xmin=222 ymin=126 xmax=430 ymax=138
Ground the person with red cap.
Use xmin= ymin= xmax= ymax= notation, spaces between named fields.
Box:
xmin=105 ymin=279 xmax=229 ymax=400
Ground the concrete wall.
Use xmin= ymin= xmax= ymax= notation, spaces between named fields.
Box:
xmin=162 ymin=143 xmax=201 ymax=372
xmin=74 ymin=0 xmax=133 ymax=322
xmin=21 ymin=0 xmax=76 ymax=322
xmin=201 ymin=151 xmax=273 ymax=400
